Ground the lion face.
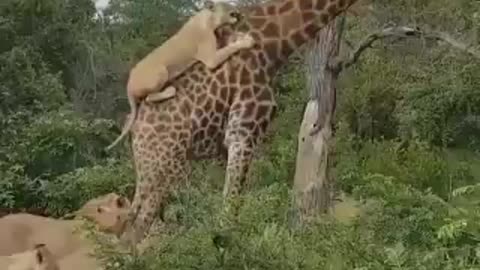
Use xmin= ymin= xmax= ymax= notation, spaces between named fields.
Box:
xmin=6 ymin=244 xmax=59 ymax=270
xmin=209 ymin=2 xmax=242 ymax=27
xmin=75 ymin=193 xmax=131 ymax=236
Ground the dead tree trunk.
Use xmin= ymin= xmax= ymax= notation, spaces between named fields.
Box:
xmin=293 ymin=18 xmax=341 ymax=220
xmin=292 ymin=17 xmax=480 ymax=222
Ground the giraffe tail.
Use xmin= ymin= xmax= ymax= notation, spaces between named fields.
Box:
xmin=105 ymin=96 xmax=138 ymax=152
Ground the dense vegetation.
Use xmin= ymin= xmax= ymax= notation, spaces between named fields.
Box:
xmin=1 ymin=0 xmax=479 ymax=269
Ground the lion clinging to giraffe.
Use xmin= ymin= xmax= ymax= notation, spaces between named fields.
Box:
xmin=110 ymin=0 xmax=359 ymax=248
xmin=105 ymin=1 xmax=255 ymax=152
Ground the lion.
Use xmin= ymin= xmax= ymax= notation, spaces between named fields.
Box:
xmin=0 ymin=193 xmax=131 ymax=264
xmin=104 ymin=0 xmax=255 ymax=151
xmin=0 ymin=244 xmax=59 ymax=270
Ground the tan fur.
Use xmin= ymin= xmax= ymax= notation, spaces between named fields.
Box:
xmin=0 ymin=244 xmax=59 ymax=270
xmin=0 ymin=193 xmax=131 ymax=270
xmin=104 ymin=1 xmax=255 ymax=151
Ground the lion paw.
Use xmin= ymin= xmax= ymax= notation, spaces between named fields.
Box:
xmin=236 ymin=33 xmax=255 ymax=48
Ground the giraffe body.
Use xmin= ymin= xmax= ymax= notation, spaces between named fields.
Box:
xmin=121 ymin=0 xmax=358 ymax=246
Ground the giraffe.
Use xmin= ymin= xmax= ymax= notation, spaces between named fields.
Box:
xmin=120 ymin=0 xmax=359 ymax=246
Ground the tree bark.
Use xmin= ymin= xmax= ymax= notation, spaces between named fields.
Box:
xmin=293 ymin=18 xmax=340 ymax=220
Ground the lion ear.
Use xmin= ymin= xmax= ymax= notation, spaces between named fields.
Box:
xmin=204 ymin=0 xmax=215 ymax=10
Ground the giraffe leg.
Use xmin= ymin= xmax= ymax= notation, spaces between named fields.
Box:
xmin=122 ymin=152 xmax=188 ymax=248
xmin=222 ymin=97 xmax=276 ymax=215
xmin=145 ymin=86 xmax=177 ymax=103
xmin=222 ymin=140 xmax=255 ymax=218
xmin=222 ymin=140 xmax=254 ymax=198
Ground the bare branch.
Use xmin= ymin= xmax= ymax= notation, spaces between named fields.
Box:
xmin=331 ymin=26 xmax=418 ymax=72
xmin=425 ymin=31 xmax=480 ymax=60
xmin=332 ymin=26 xmax=480 ymax=73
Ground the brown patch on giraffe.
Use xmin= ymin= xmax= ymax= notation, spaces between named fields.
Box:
xmin=179 ymin=79 xmax=189 ymax=88
xmin=280 ymin=40 xmax=294 ymax=57
xmin=248 ymin=55 xmax=259 ymax=69
xmin=248 ymin=17 xmax=267 ymax=29
xmin=168 ymin=105 xmax=177 ymax=113
xmin=158 ymin=134 xmax=169 ymax=141
xmin=258 ymin=52 xmax=267 ymax=66
xmin=204 ymin=98 xmax=213 ymax=112
xmin=146 ymin=113 xmax=155 ymax=124
xmin=154 ymin=124 xmax=168 ymax=133
xmin=281 ymin=11 xmax=303 ymax=36
xmin=279 ymin=1 xmax=294 ymax=14
xmin=254 ymin=70 xmax=267 ymax=84
xmin=180 ymin=100 xmax=192 ymax=117
xmin=304 ymin=23 xmax=318 ymax=39
xmin=196 ymin=67 xmax=206 ymax=77
xmin=238 ymin=129 xmax=249 ymax=138
xmin=197 ymin=93 xmax=207 ymax=105
xmin=201 ymin=117 xmax=209 ymax=128
xmin=190 ymin=73 xmax=199 ymax=82
xmin=240 ymin=88 xmax=253 ymax=101
xmin=290 ymin=31 xmax=306 ymax=47
xmin=263 ymin=41 xmax=279 ymax=62
xmin=147 ymin=133 xmax=156 ymax=142
xmin=259 ymin=119 xmax=269 ymax=132
xmin=173 ymin=114 xmax=182 ymax=122
xmin=207 ymin=126 xmax=217 ymax=137
xmin=239 ymin=50 xmax=251 ymax=61
xmin=243 ymin=102 xmax=256 ymax=119
xmin=266 ymin=5 xmax=277 ymax=15
xmin=220 ymin=86 xmax=229 ymax=101
xmin=216 ymin=72 xmax=226 ymax=84
xmin=270 ymin=106 xmax=278 ymax=121
xmin=327 ymin=4 xmax=337 ymax=15
xmin=240 ymin=121 xmax=255 ymax=132
xmin=193 ymin=130 xmax=205 ymax=141
xmin=239 ymin=67 xmax=251 ymax=84
xmin=256 ymin=104 xmax=270 ymax=119
xmin=211 ymin=81 xmax=219 ymax=96
xmin=169 ymin=131 xmax=178 ymax=141
xmin=205 ymin=77 xmax=212 ymax=85
xmin=319 ymin=13 xmax=330 ymax=25
xmin=250 ymin=6 xmax=265 ymax=16
xmin=253 ymin=126 xmax=260 ymax=138
xmin=338 ymin=0 xmax=347 ymax=8
xmin=231 ymin=103 xmax=242 ymax=113
xmin=316 ymin=0 xmax=328 ymax=9
xmin=250 ymin=31 xmax=262 ymax=42
xmin=157 ymin=114 xmax=172 ymax=123
xmin=262 ymin=22 xmax=280 ymax=38
xmin=215 ymin=100 xmax=225 ymax=113
xmin=299 ymin=0 xmax=313 ymax=10
xmin=255 ymin=87 xmax=270 ymax=100
xmin=187 ymin=92 xmax=196 ymax=102
xmin=228 ymin=68 xmax=238 ymax=83
xmin=228 ymin=87 xmax=237 ymax=105
xmin=194 ymin=108 xmax=203 ymax=119
xmin=302 ymin=11 xmax=315 ymax=23
xmin=179 ymin=132 xmax=189 ymax=140
xmin=212 ymin=115 xmax=221 ymax=124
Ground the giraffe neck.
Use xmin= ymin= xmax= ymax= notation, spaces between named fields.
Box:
xmin=241 ymin=0 xmax=358 ymax=72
